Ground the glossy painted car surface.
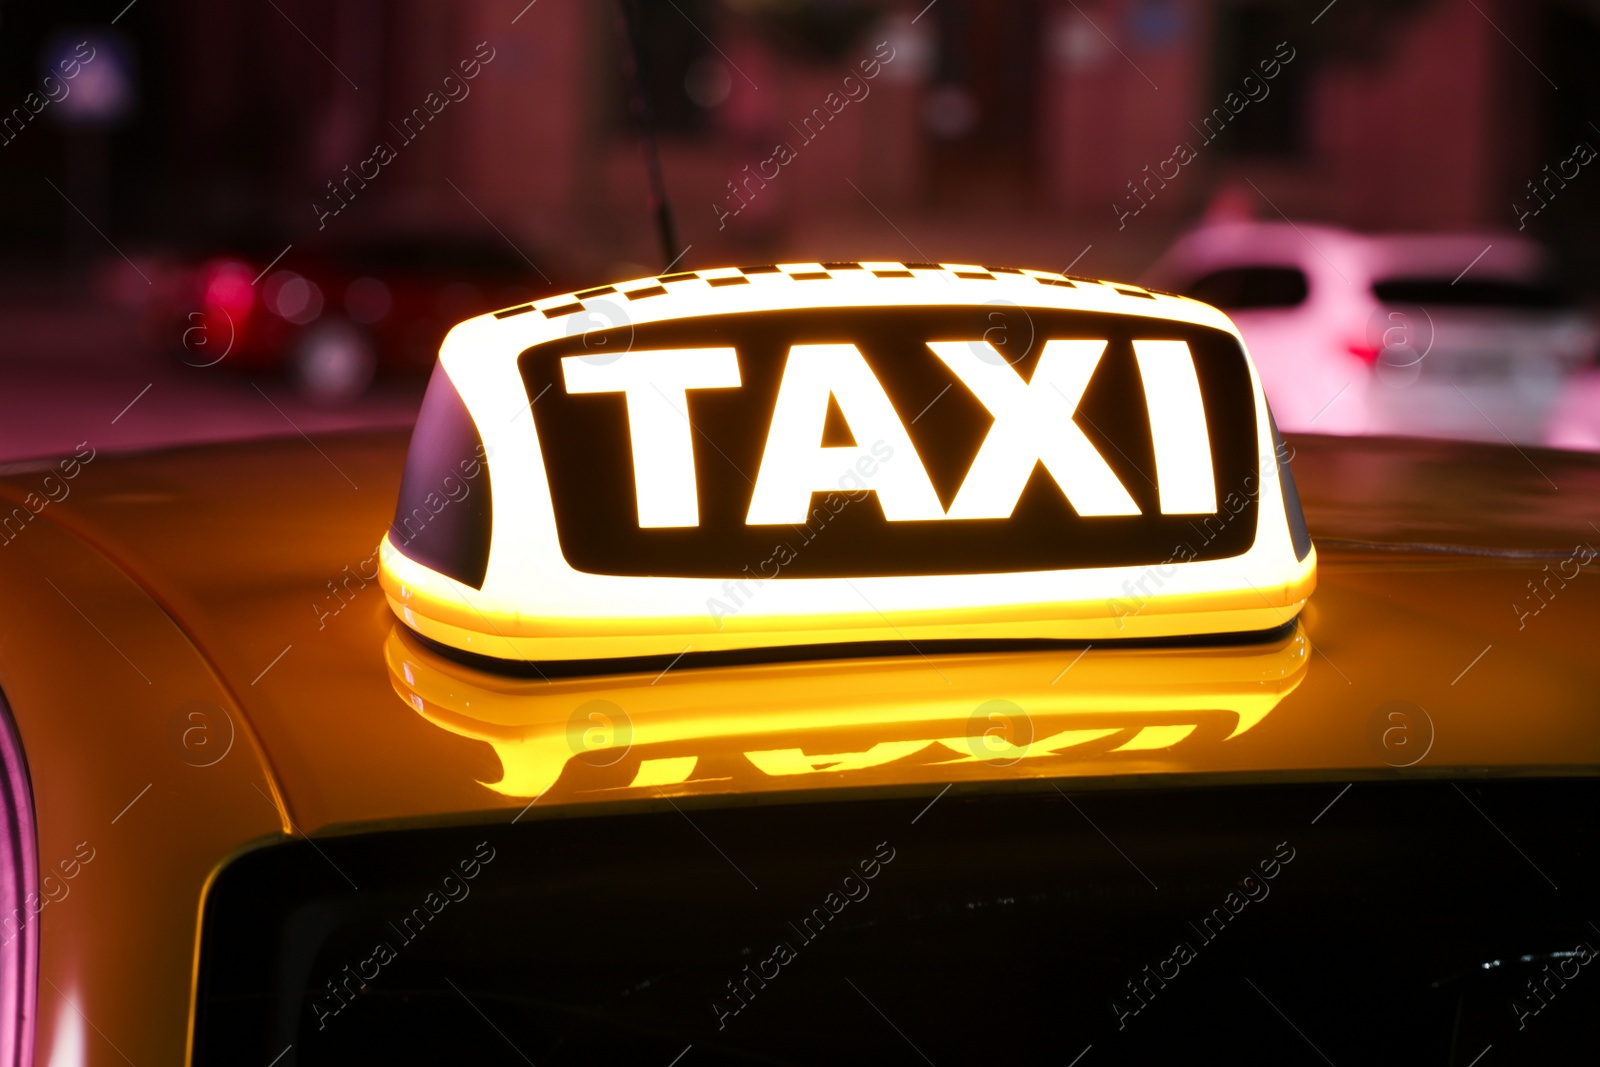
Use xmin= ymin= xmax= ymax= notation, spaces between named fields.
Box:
xmin=0 ymin=429 xmax=1597 ymax=1062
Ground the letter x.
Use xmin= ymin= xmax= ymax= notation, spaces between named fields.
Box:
xmin=926 ymin=339 xmax=1140 ymax=519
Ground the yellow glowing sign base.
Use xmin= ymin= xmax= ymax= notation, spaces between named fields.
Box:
xmin=382 ymin=546 xmax=1315 ymax=661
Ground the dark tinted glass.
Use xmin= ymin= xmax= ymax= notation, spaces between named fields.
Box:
xmin=388 ymin=363 xmax=493 ymax=588
xmin=195 ymin=778 xmax=1600 ymax=1065
xmin=1271 ymin=411 xmax=1311 ymax=561
xmin=521 ymin=307 xmax=1261 ymax=578
xmin=1186 ymin=266 xmax=1309 ymax=310
xmin=1372 ymin=277 xmax=1571 ymax=309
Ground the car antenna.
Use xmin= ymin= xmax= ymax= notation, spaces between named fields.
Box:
xmin=614 ymin=0 xmax=682 ymax=273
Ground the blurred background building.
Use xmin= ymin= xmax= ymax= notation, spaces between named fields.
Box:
xmin=3 ymin=0 xmax=1600 ymax=455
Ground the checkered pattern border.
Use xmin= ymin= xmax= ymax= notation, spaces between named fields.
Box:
xmin=491 ymin=263 xmax=1168 ymax=320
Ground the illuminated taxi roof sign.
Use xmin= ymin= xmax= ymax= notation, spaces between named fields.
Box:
xmin=378 ymin=262 xmax=1316 ymax=664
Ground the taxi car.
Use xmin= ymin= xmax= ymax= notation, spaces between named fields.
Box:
xmin=0 ymin=261 xmax=1595 ymax=1065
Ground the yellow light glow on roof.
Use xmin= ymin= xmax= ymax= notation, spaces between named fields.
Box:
xmin=384 ymin=621 xmax=1310 ymax=802
xmin=378 ymin=262 xmax=1316 ymax=665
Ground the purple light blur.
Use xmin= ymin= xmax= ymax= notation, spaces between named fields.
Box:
xmin=0 ymin=695 xmax=36 ymax=1067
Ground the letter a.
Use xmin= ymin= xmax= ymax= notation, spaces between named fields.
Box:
xmin=747 ymin=344 xmax=943 ymax=523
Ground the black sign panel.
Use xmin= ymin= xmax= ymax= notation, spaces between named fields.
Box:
xmin=519 ymin=307 xmax=1259 ymax=578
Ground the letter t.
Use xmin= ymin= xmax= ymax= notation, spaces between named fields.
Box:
xmin=562 ymin=348 xmax=742 ymax=527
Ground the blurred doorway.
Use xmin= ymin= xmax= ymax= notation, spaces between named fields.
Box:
xmin=922 ymin=0 xmax=1044 ymax=204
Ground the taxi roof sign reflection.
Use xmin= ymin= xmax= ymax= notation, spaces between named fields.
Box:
xmin=385 ymin=621 xmax=1310 ymax=803
xmin=378 ymin=263 xmax=1316 ymax=665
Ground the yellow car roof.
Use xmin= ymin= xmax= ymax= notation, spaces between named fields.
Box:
xmin=0 ymin=429 xmax=1595 ymax=840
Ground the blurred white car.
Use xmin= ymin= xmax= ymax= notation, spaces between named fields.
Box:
xmin=1544 ymin=371 xmax=1600 ymax=450
xmin=1145 ymin=222 xmax=1596 ymax=442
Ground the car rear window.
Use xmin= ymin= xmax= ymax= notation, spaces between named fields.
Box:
xmin=1184 ymin=266 xmax=1309 ymax=310
xmin=1372 ymin=277 xmax=1572 ymax=309
xmin=194 ymin=777 xmax=1600 ymax=1064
